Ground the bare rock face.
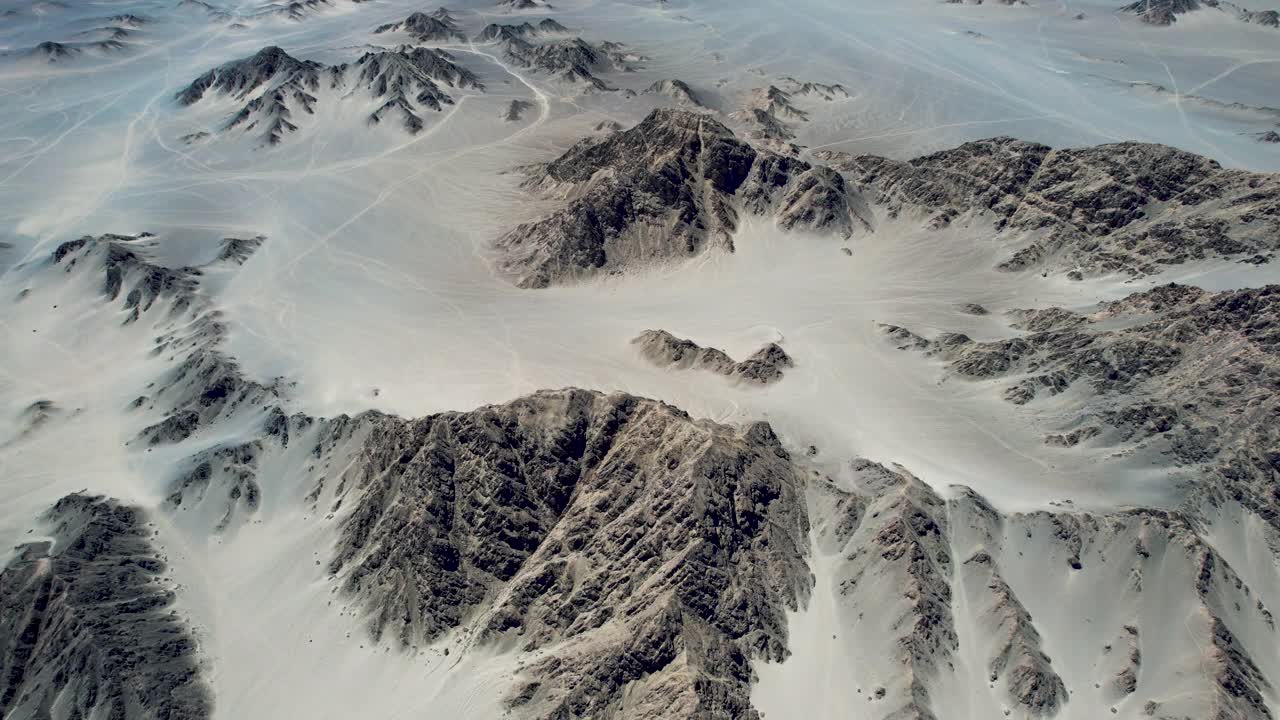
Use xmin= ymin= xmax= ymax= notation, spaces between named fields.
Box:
xmin=499 ymin=0 xmax=553 ymax=9
xmin=496 ymin=109 xmax=865 ymax=287
xmin=325 ymin=389 xmax=811 ymax=718
xmin=886 ymin=283 xmax=1280 ymax=530
xmin=0 ymin=494 xmax=211 ymax=720
xmin=503 ymin=98 xmax=533 ymax=121
xmin=633 ymin=329 xmax=794 ymax=384
xmin=52 ymin=233 xmax=200 ymax=321
xmin=176 ymin=46 xmax=482 ymax=143
xmin=839 ymin=138 xmax=1280 ymax=278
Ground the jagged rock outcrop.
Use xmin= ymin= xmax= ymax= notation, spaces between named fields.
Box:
xmin=819 ymin=461 xmax=957 ymax=719
xmin=884 ymin=283 xmax=1280 ymax=531
xmin=16 ymin=215 xmax=1280 ymax=720
xmin=838 ymin=137 xmax=1280 ymax=278
xmin=49 ymin=233 xmax=288 ymax=461
xmin=5 ymin=25 xmax=146 ymax=63
xmin=176 ymin=45 xmax=482 ymax=143
xmin=504 ymin=98 xmax=534 ymax=121
xmin=373 ymin=10 xmax=465 ymax=43
xmin=731 ymin=78 xmax=848 ymax=150
xmin=500 ymin=0 xmax=553 ymax=9
xmin=475 ymin=20 xmax=627 ymax=89
xmin=633 ymin=329 xmax=794 ymax=384
xmin=216 ymin=235 xmax=265 ymax=264
xmin=325 ymin=389 xmax=811 ymax=718
xmin=948 ymin=489 xmax=1070 ymax=717
xmin=0 ymin=494 xmax=210 ymax=720
xmin=1242 ymin=7 xmax=1279 ymax=25
xmin=1121 ymin=0 xmax=1280 ymax=27
xmin=346 ymin=46 xmax=482 ymax=132
xmin=644 ymin=79 xmax=707 ymax=109
xmin=495 ymin=109 xmax=866 ymax=287
xmin=476 ymin=18 xmax=567 ymax=42
xmin=22 ymin=40 xmax=80 ymax=62
xmin=30 ymin=232 xmax=818 ymax=717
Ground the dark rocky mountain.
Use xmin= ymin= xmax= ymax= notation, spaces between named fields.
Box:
xmin=177 ymin=45 xmax=323 ymax=107
xmin=176 ymin=45 xmax=482 ymax=143
xmin=345 ymin=46 xmax=483 ymax=132
xmin=503 ymin=98 xmax=533 ymax=121
xmin=373 ymin=10 xmax=465 ymax=43
xmin=327 ymin=389 xmax=809 ymax=718
xmin=5 ymin=217 xmax=1280 ymax=720
xmin=826 ymin=137 xmax=1279 ymax=278
xmin=1120 ymin=0 xmax=1206 ymax=24
xmin=643 ymin=78 xmax=706 ymax=109
xmin=496 ymin=109 xmax=867 ymax=287
xmin=9 ymin=232 xmax=814 ymax=718
xmin=475 ymin=20 xmax=627 ymax=90
xmin=476 ymin=19 xmax=569 ymax=42
xmin=26 ymin=40 xmax=81 ymax=61
xmin=499 ymin=0 xmax=553 ymax=9
xmin=883 ymin=282 xmax=1280 ymax=531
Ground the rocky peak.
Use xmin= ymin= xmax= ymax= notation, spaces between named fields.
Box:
xmin=373 ymin=11 xmax=465 ymax=43
xmin=844 ymin=137 xmax=1278 ymax=278
xmin=1120 ymin=0 xmax=1202 ymax=24
xmin=643 ymin=78 xmax=706 ymax=108
xmin=176 ymin=46 xmax=322 ymax=106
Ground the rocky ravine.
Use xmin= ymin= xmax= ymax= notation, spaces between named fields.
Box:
xmin=819 ymin=137 xmax=1279 ymax=279
xmin=496 ymin=108 xmax=867 ymax=288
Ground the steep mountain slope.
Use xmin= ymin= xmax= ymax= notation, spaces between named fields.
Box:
xmin=496 ymin=109 xmax=866 ymax=287
xmin=825 ymin=138 xmax=1280 ymax=278
xmin=2 ymin=0 xmax=1280 ymax=719
xmin=176 ymin=45 xmax=482 ymax=143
